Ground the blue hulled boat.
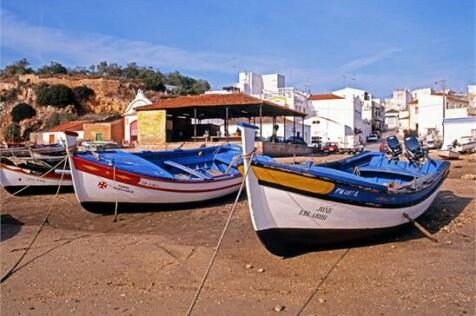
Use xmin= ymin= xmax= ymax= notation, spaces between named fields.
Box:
xmin=239 ymin=123 xmax=450 ymax=255
xmin=64 ymin=132 xmax=242 ymax=213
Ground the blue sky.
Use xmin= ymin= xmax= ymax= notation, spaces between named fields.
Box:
xmin=1 ymin=0 xmax=474 ymax=97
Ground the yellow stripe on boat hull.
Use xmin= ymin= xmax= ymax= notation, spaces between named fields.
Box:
xmin=239 ymin=165 xmax=335 ymax=195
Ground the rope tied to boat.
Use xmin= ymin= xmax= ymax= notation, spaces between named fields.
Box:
xmin=186 ymin=152 xmax=255 ymax=316
xmin=0 ymin=156 xmax=68 ymax=202
xmin=0 ymin=156 xmax=68 ymax=283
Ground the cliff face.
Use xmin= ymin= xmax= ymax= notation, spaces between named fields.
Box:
xmin=0 ymin=74 xmax=160 ymax=141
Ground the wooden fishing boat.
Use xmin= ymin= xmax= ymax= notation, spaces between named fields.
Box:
xmin=238 ymin=123 xmax=450 ymax=255
xmin=438 ymin=149 xmax=460 ymax=160
xmin=0 ymin=155 xmax=73 ymax=195
xmin=0 ymin=143 xmax=66 ymax=158
xmin=64 ymin=131 xmax=242 ymax=213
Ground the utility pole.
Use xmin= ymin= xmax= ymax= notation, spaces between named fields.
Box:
xmin=435 ymin=80 xmax=447 ymax=143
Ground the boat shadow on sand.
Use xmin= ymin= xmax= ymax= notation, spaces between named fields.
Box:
xmin=280 ymin=190 xmax=472 ymax=258
xmin=1 ymin=214 xmax=24 ymax=242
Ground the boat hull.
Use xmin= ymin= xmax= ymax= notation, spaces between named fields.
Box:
xmin=244 ymin=165 xmax=445 ymax=256
xmin=69 ymin=156 xmax=242 ymax=213
xmin=0 ymin=163 xmax=73 ymax=196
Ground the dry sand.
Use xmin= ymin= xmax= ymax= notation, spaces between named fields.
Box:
xmin=1 ymin=155 xmax=475 ymax=315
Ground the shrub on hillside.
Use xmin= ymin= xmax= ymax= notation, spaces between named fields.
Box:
xmin=73 ymin=85 xmax=95 ymax=101
xmin=37 ymin=61 xmax=68 ymax=75
xmin=2 ymin=123 xmax=21 ymax=142
xmin=10 ymin=103 xmax=36 ymax=122
xmin=36 ymin=84 xmax=76 ymax=107
xmin=44 ymin=113 xmax=61 ymax=129
xmin=0 ymin=88 xmax=19 ymax=102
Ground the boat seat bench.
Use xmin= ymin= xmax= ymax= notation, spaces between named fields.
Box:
xmin=163 ymin=160 xmax=212 ymax=180
xmin=357 ymin=166 xmax=425 ymax=178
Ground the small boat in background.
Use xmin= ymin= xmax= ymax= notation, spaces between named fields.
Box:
xmin=455 ymin=136 xmax=476 ymax=153
xmin=238 ymin=123 xmax=450 ymax=256
xmin=64 ymin=132 xmax=242 ymax=213
xmin=438 ymin=149 xmax=460 ymax=160
xmin=0 ymin=154 xmax=73 ymax=195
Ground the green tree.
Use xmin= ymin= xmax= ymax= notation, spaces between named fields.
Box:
xmin=3 ymin=123 xmax=21 ymax=142
xmin=0 ymin=58 xmax=34 ymax=77
xmin=10 ymin=103 xmax=36 ymax=122
xmin=142 ymin=72 xmax=165 ymax=92
xmin=37 ymin=61 xmax=68 ymax=75
xmin=36 ymin=84 xmax=76 ymax=108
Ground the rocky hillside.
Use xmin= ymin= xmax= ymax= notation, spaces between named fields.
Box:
xmin=0 ymin=74 xmax=162 ymax=142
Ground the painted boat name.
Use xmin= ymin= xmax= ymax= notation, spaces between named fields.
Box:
xmin=299 ymin=206 xmax=333 ymax=221
xmin=334 ymin=187 xmax=359 ymax=197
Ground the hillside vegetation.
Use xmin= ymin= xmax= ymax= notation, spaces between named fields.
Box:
xmin=0 ymin=59 xmax=211 ymax=142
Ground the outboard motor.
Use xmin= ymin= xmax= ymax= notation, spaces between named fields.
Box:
xmin=404 ymin=136 xmax=426 ymax=163
xmin=386 ymin=136 xmax=402 ymax=161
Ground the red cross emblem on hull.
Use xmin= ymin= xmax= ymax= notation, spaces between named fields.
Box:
xmin=97 ymin=181 xmax=108 ymax=189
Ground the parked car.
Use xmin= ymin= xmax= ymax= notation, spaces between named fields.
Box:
xmin=367 ymin=133 xmax=378 ymax=142
xmin=286 ymin=136 xmax=307 ymax=145
xmin=322 ymin=142 xmax=340 ymax=154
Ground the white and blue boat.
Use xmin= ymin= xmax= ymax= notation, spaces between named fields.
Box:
xmin=238 ymin=123 xmax=450 ymax=255
xmin=64 ymin=132 xmax=242 ymax=213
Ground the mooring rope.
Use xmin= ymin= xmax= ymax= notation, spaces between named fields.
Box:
xmin=0 ymin=156 xmax=68 ymax=202
xmin=186 ymin=152 xmax=255 ymax=316
xmin=0 ymin=156 xmax=68 ymax=283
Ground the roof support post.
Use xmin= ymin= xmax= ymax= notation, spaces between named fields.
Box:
xmin=272 ymin=116 xmax=276 ymax=142
xmin=293 ymin=116 xmax=296 ymax=138
xmin=193 ymin=108 xmax=197 ymax=142
xmin=283 ymin=116 xmax=286 ymax=140
xmin=225 ymin=106 xmax=229 ymax=136
xmin=302 ymin=115 xmax=305 ymax=141
xmin=259 ymin=105 xmax=263 ymax=140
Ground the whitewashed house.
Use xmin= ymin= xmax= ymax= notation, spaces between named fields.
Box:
xmin=123 ymin=89 xmax=152 ymax=145
xmin=307 ymin=92 xmax=367 ymax=149
xmin=417 ymin=92 xmax=470 ymax=140
xmin=30 ymin=120 xmax=86 ymax=144
xmin=384 ymin=109 xmax=399 ymax=130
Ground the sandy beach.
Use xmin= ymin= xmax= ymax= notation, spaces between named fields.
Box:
xmin=1 ymin=155 xmax=475 ymax=315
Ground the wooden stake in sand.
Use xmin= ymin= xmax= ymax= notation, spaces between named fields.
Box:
xmin=403 ymin=212 xmax=438 ymax=243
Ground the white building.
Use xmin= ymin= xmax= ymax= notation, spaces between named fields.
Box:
xmin=417 ymin=92 xmax=470 ymax=140
xmin=411 ymin=88 xmax=433 ymax=100
xmin=385 ymin=89 xmax=412 ymax=112
xmin=307 ymin=92 xmax=368 ymax=148
xmin=384 ymin=110 xmax=399 ymax=130
xmin=236 ymin=72 xmax=313 ymax=115
xmin=123 ymin=89 xmax=152 ymax=145
xmin=467 ymin=85 xmax=476 ymax=108
xmin=30 ymin=120 xmax=85 ymax=145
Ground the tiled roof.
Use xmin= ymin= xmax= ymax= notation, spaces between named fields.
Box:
xmin=135 ymin=93 xmax=305 ymax=116
xmin=308 ymin=94 xmax=345 ymax=101
xmin=45 ymin=120 xmax=87 ymax=132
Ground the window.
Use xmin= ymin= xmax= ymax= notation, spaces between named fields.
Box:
xmin=95 ymin=133 xmax=103 ymax=141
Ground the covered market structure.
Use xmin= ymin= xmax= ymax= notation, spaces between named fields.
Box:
xmin=135 ymin=92 xmax=307 ymax=145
